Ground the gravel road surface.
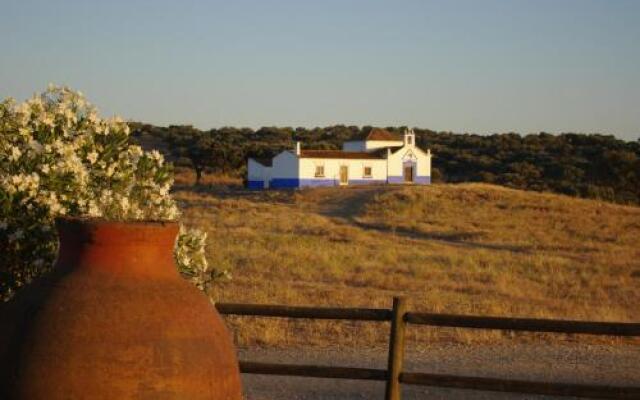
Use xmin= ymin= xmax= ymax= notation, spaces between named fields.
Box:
xmin=238 ymin=344 xmax=640 ymax=399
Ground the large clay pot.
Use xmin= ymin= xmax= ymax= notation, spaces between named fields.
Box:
xmin=0 ymin=218 xmax=242 ymax=399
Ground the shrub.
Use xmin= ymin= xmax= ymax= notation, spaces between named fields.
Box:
xmin=0 ymin=85 xmax=225 ymax=301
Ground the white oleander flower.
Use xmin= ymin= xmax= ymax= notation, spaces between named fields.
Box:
xmin=87 ymin=201 xmax=102 ymax=217
xmin=87 ymin=151 xmax=98 ymax=164
xmin=40 ymin=114 xmax=54 ymax=127
xmin=28 ymin=140 xmax=44 ymax=154
xmin=1 ymin=85 xmax=221 ymax=302
xmin=9 ymin=146 xmax=21 ymax=161
xmin=159 ymin=184 xmax=170 ymax=196
xmin=105 ymin=163 xmax=116 ymax=177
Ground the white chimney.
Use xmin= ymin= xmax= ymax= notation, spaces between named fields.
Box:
xmin=296 ymin=141 xmax=301 ymax=156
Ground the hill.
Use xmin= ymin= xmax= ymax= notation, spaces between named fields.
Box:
xmin=174 ymin=181 xmax=640 ymax=348
xmin=132 ymin=124 xmax=640 ymax=205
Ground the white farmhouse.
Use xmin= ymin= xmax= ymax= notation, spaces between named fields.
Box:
xmin=247 ymin=128 xmax=432 ymax=189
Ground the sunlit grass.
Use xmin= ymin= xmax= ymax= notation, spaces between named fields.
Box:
xmin=174 ymin=173 xmax=640 ymax=349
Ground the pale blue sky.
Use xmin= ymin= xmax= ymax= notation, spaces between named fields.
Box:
xmin=1 ymin=0 xmax=639 ymax=139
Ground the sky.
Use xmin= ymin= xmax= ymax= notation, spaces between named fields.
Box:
xmin=1 ymin=0 xmax=639 ymax=140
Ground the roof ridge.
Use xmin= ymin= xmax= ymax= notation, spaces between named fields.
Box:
xmin=366 ymin=128 xmax=403 ymax=141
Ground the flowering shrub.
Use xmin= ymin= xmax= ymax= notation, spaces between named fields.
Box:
xmin=0 ymin=85 xmax=224 ymax=300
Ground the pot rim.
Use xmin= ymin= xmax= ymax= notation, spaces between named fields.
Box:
xmin=55 ymin=216 xmax=180 ymax=227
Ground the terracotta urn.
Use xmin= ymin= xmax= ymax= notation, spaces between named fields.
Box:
xmin=0 ymin=218 xmax=242 ymax=399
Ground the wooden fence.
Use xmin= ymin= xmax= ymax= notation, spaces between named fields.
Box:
xmin=216 ymin=297 xmax=640 ymax=400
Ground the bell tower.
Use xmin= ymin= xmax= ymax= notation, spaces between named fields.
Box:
xmin=404 ymin=128 xmax=415 ymax=147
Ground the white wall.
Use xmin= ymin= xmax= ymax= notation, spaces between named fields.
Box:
xmin=387 ymin=145 xmax=431 ymax=178
xmin=247 ymin=159 xmax=265 ymax=181
xmin=342 ymin=141 xmax=366 ymax=151
xmin=247 ymin=159 xmax=272 ymax=188
xmin=271 ymin=151 xmax=299 ymax=178
xmin=364 ymin=140 xmax=403 ymax=151
xmin=343 ymin=140 xmax=403 ymax=152
xmin=414 ymin=147 xmax=432 ymax=177
xmin=299 ymin=158 xmax=387 ymax=182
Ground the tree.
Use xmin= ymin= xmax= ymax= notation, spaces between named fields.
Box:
xmin=163 ymin=125 xmax=211 ymax=185
xmin=187 ymin=135 xmax=213 ymax=185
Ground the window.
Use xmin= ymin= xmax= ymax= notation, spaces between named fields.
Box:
xmin=315 ymin=165 xmax=325 ymax=177
xmin=363 ymin=166 xmax=372 ymax=178
xmin=407 ymin=136 xmax=413 ymax=145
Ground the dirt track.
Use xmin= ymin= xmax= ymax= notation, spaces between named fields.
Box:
xmin=238 ymin=344 xmax=640 ymax=399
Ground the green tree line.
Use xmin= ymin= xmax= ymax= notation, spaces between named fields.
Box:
xmin=130 ymin=123 xmax=640 ymax=205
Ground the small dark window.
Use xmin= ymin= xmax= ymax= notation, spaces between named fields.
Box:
xmin=363 ymin=166 xmax=372 ymax=178
xmin=315 ymin=165 xmax=325 ymax=177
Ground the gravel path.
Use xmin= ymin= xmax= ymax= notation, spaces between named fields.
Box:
xmin=238 ymin=344 xmax=640 ymax=399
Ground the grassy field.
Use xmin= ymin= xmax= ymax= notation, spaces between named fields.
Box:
xmin=174 ymin=172 xmax=640 ymax=349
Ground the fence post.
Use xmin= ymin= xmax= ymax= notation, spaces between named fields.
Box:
xmin=385 ymin=296 xmax=407 ymax=400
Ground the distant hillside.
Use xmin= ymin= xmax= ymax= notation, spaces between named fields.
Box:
xmin=175 ymin=182 xmax=640 ymax=347
xmin=131 ymin=123 xmax=640 ymax=205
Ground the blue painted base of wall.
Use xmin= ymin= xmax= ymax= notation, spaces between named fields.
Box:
xmin=258 ymin=176 xmax=431 ymax=189
xmin=299 ymin=179 xmax=337 ymax=187
xmin=415 ymin=176 xmax=431 ymax=184
xmin=247 ymin=180 xmax=265 ymax=189
xmin=270 ymin=178 xmax=299 ymax=188
xmin=349 ymin=179 xmax=387 ymax=185
xmin=299 ymin=179 xmax=387 ymax=187
xmin=388 ymin=176 xmax=431 ymax=185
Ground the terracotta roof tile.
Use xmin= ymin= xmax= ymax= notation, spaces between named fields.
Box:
xmin=366 ymin=128 xmax=403 ymax=141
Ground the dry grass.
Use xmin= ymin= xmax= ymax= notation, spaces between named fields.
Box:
xmin=173 ymin=167 xmax=241 ymax=187
xmin=174 ymin=174 xmax=640 ymax=349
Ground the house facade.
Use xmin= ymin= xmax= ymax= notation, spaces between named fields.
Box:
xmin=247 ymin=128 xmax=432 ymax=189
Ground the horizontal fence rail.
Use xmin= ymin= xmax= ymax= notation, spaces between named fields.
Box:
xmin=240 ymin=361 xmax=387 ymax=381
xmin=216 ymin=302 xmax=391 ymax=321
xmin=404 ymin=312 xmax=640 ymax=336
xmin=216 ymin=298 xmax=640 ymax=400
